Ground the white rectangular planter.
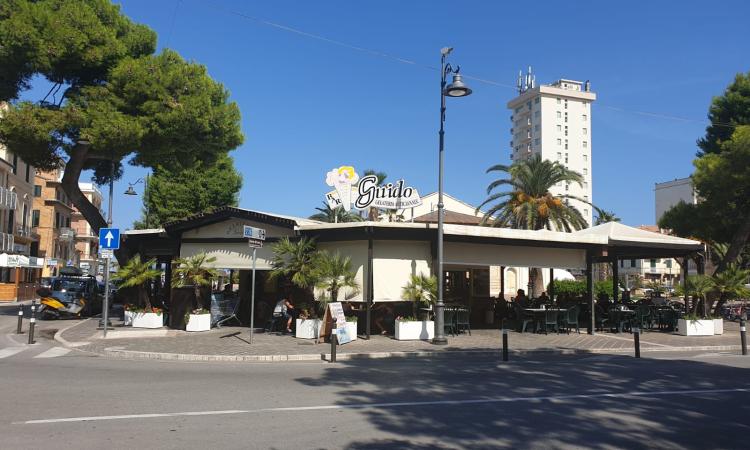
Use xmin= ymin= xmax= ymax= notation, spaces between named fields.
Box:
xmin=295 ymin=318 xmax=321 ymax=339
xmin=131 ymin=312 xmax=164 ymax=329
xmin=713 ymin=318 xmax=724 ymax=335
xmin=124 ymin=310 xmax=134 ymax=326
xmin=395 ymin=319 xmax=435 ymax=341
xmin=186 ymin=314 xmax=211 ymax=332
xmin=345 ymin=321 xmax=358 ymax=341
xmin=677 ymin=319 xmax=714 ymax=336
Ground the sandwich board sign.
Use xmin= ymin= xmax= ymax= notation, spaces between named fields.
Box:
xmin=320 ymin=302 xmax=352 ymax=345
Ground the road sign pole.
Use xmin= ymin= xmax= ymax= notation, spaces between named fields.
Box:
xmin=249 ymin=247 xmax=257 ymax=344
xmin=103 ymin=256 xmax=110 ymax=338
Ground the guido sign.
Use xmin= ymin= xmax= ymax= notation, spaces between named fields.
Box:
xmin=325 ymin=166 xmax=422 ymax=212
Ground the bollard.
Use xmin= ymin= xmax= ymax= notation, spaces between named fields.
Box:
xmin=330 ymin=318 xmax=338 ymax=363
xmin=741 ymin=316 xmax=747 ymax=356
xmin=633 ymin=327 xmax=641 ymax=358
xmin=502 ymin=328 xmax=509 ymax=362
xmin=16 ymin=304 xmax=24 ymax=334
xmin=27 ymin=301 xmax=37 ymax=345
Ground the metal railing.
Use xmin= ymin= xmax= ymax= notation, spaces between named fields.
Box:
xmin=58 ymin=227 xmax=76 ymax=242
xmin=0 ymin=187 xmax=18 ymax=210
xmin=0 ymin=232 xmax=14 ymax=252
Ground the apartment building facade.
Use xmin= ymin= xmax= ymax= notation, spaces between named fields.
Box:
xmin=507 ymin=71 xmax=596 ymax=226
xmin=0 ymin=108 xmax=43 ymax=300
xmin=33 ymin=166 xmax=76 ymax=277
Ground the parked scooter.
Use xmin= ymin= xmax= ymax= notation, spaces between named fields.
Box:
xmin=37 ymin=287 xmax=87 ymax=320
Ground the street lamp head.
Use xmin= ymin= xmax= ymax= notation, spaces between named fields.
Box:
xmin=440 ymin=47 xmax=454 ymax=56
xmin=124 ymin=186 xmax=138 ymax=196
xmin=445 ymin=72 xmax=472 ymax=97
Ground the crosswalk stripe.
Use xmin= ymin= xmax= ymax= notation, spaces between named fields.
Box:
xmin=0 ymin=347 xmax=26 ymax=359
xmin=34 ymin=347 xmax=71 ymax=358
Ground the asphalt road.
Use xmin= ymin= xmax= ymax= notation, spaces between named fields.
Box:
xmin=2 ymin=308 xmax=750 ymax=449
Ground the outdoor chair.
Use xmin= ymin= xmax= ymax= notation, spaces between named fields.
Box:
xmin=594 ymin=305 xmax=609 ymax=332
xmin=456 ymin=308 xmax=471 ymax=335
xmin=212 ymin=295 xmax=242 ymax=327
xmin=608 ymin=308 xmax=631 ymax=333
xmin=659 ymin=308 xmax=678 ymax=331
xmin=560 ymin=305 xmax=581 ymax=334
xmin=444 ymin=308 xmax=458 ymax=336
xmin=541 ymin=309 xmax=559 ymax=334
xmin=634 ymin=306 xmax=652 ymax=330
xmin=513 ymin=303 xmax=535 ymax=333
xmin=265 ymin=313 xmax=285 ymax=333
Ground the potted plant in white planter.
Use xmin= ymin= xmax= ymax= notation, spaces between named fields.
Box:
xmin=677 ymin=275 xmax=715 ymax=336
xmin=185 ymin=308 xmax=211 ymax=332
xmin=396 ymin=273 xmax=437 ymax=341
xmin=310 ymin=251 xmax=360 ymax=341
xmin=172 ymin=253 xmax=218 ymax=311
xmin=129 ymin=306 xmax=164 ymax=328
xmin=113 ymin=255 xmax=162 ymax=328
xmin=710 ymin=265 xmax=750 ymax=335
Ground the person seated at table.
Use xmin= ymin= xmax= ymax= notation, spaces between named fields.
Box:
xmin=373 ymin=303 xmax=395 ymax=335
xmin=514 ymin=289 xmax=529 ymax=307
xmin=538 ymin=291 xmax=550 ymax=305
xmin=273 ymin=296 xmax=295 ymax=333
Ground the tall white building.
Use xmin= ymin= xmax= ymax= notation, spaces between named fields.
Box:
xmin=507 ymin=70 xmax=596 ymax=226
xmin=655 ymin=177 xmax=695 ymax=224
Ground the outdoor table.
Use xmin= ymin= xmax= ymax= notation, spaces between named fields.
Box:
xmin=524 ymin=308 xmax=568 ymax=333
xmin=609 ymin=308 xmax=635 ymax=333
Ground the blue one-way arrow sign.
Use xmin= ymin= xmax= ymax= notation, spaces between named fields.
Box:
xmin=99 ymin=228 xmax=120 ymax=250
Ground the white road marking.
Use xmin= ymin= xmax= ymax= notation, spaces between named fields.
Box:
xmin=16 ymin=387 xmax=750 ymax=425
xmin=0 ymin=347 xmax=26 ymax=359
xmin=34 ymin=347 xmax=71 ymax=358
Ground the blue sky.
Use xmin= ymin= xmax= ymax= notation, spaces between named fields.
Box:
xmin=28 ymin=0 xmax=750 ymax=228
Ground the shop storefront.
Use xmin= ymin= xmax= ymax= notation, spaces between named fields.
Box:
xmin=0 ymin=254 xmax=44 ymax=301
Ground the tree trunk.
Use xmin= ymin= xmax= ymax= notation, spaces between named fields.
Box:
xmin=718 ymin=210 xmax=750 ymax=272
xmin=60 ymin=143 xmax=108 ymax=233
xmin=193 ymin=285 xmax=201 ymax=311
xmin=140 ymin=284 xmax=152 ymax=310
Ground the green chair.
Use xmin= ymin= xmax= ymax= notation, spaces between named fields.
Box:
xmin=560 ymin=305 xmax=580 ymax=334
xmin=542 ymin=309 xmax=559 ymax=334
xmin=444 ymin=308 xmax=458 ymax=336
xmin=514 ymin=303 xmax=535 ymax=333
xmin=456 ymin=308 xmax=471 ymax=335
xmin=634 ymin=306 xmax=652 ymax=330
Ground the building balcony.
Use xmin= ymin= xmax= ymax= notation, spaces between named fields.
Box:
xmin=58 ymin=227 xmax=76 ymax=242
xmin=0 ymin=232 xmax=14 ymax=252
xmin=75 ymin=231 xmax=98 ymax=241
xmin=0 ymin=187 xmax=18 ymax=210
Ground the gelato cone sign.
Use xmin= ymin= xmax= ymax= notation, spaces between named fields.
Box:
xmin=326 ymin=166 xmax=360 ymax=211
xmin=324 ymin=165 xmax=422 ymax=212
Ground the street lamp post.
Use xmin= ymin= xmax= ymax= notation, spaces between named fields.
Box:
xmin=434 ymin=47 xmax=472 ymax=345
xmin=124 ymin=175 xmax=150 ymax=226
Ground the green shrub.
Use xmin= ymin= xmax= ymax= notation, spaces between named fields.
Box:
xmin=549 ymin=279 xmax=587 ymax=297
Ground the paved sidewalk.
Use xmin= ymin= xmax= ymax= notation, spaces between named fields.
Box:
xmin=56 ymin=316 xmax=746 ymax=362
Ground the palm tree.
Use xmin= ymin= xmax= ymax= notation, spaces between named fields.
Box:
xmin=710 ymin=264 xmax=750 ymax=316
xmin=675 ymin=275 xmax=714 ymax=317
xmin=113 ymin=255 xmax=161 ymax=310
xmin=401 ymin=273 xmax=438 ymax=318
xmin=270 ymin=236 xmax=320 ymax=289
xmin=309 ymin=202 xmax=364 ymax=223
xmin=171 ymin=253 xmax=219 ymax=309
xmin=313 ymin=251 xmax=360 ymax=313
xmin=477 ymin=155 xmax=589 ymax=232
xmin=477 ymin=155 xmax=590 ymax=296
xmin=594 ymin=208 xmax=621 ymax=225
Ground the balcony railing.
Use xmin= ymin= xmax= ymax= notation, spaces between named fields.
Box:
xmin=0 ymin=187 xmax=17 ymax=210
xmin=0 ymin=232 xmax=14 ymax=252
xmin=15 ymin=224 xmax=31 ymax=237
xmin=58 ymin=227 xmax=76 ymax=242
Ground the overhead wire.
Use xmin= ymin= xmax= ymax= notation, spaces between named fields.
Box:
xmin=195 ymin=0 xmax=737 ymax=130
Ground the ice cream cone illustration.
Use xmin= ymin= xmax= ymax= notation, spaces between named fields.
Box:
xmin=326 ymin=166 xmax=359 ymax=211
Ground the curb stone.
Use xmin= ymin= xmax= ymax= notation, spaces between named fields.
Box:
xmin=53 ymin=317 xmax=94 ymax=348
xmin=98 ymin=344 xmax=744 ymax=363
